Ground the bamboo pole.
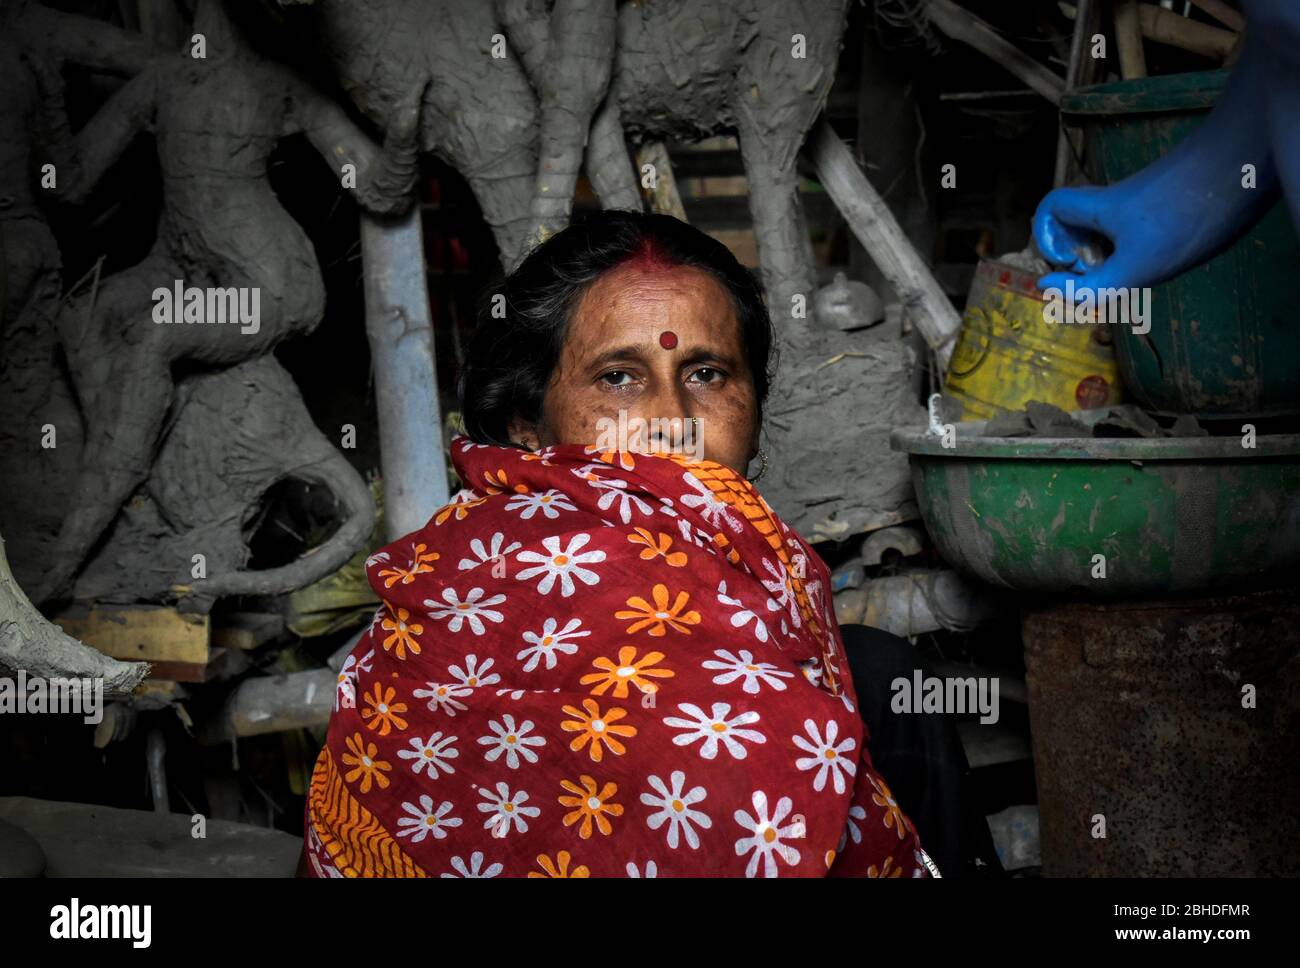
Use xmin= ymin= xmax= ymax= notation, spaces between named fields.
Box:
xmin=361 ymin=208 xmax=449 ymax=541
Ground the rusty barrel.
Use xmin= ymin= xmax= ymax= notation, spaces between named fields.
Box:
xmin=1021 ymin=590 xmax=1300 ymax=876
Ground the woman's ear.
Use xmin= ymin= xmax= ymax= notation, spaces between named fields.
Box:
xmin=507 ymin=415 xmax=542 ymax=451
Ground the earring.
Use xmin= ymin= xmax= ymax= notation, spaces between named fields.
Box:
xmin=747 ymin=448 xmax=768 ymax=483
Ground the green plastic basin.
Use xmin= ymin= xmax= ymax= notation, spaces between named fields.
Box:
xmin=892 ymin=422 xmax=1300 ymax=597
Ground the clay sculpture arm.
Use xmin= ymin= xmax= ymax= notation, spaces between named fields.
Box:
xmin=16 ymin=4 xmax=165 ymax=77
xmin=183 ymin=449 xmax=376 ymax=613
xmin=287 ymin=75 xmax=426 ymax=218
xmin=46 ymin=63 xmax=159 ymax=205
xmin=496 ymin=0 xmax=617 ymax=246
xmin=583 ymin=96 xmax=642 ymax=212
xmin=1033 ymin=28 xmax=1279 ymax=295
xmin=0 ymin=534 xmax=147 ymax=699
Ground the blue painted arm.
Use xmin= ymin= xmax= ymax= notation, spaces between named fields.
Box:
xmin=1033 ymin=29 xmax=1281 ymax=295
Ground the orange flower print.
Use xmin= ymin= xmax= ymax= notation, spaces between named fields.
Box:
xmin=560 ymin=698 xmax=636 ymax=762
xmin=341 ymin=732 xmax=391 ymax=793
xmin=585 ymin=445 xmax=636 ymax=471
xmin=377 ymin=543 xmax=440 ymax=588
xmin=870 ymin=774 xmax=910 ymax=841
xmin=483 ymin=468 xmax=528 ymax=495
xmin=434 ymin=495 xmax=486 ymax=526
xmin=558 ymin=775 xmax=623 ymax=839
xmin=528 ymin=850 xmax=590 ymax=878
xmin=380 ymin=604 xmax=423 ymax=660
xmin=361 ymin=684 xmax=408 ymax=736
xmin=867 ymin=856 xmax=903 ymax=878
xmin=580 ymin=645 xmax=674 ymax=699
xmin=616 ymin=584 xmax=701 ymax=637
xmin=627 ymin=528 xmax=688 ymax=567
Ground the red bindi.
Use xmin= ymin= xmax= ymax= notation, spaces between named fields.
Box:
xmin=659 ymin=330 xmax=678 ymax=349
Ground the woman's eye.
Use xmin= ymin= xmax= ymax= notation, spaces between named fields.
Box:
xmin=600 ymin=370 xmax=634 ymax=387
xmin=689 ymin=367 xmax=724 ymax=385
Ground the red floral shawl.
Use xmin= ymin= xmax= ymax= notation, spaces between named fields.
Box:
xmin=304 ymin=436 xmax=931 ymax=878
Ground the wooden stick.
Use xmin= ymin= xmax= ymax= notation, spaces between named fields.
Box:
xmin=634 ymin=142 xmax=688 ymax=222
xmin=1055 ymin=0 xmax=1101 ymax=187
xmin=1115 ymin=1 xmax=1148 ymax=80
xmin=1139 ymin=4 xmax=1238 ymax=59
xmin=1188 ymin=0 xmax=1245 ymax=33
xmin=808 ymin=121 xmax=961 ymax=372
xmin=925 ymin=0 xmax=1065 ymax=106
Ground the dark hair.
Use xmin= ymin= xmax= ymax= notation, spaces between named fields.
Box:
xmin=458 ymin=210 xmax=775 ymax=447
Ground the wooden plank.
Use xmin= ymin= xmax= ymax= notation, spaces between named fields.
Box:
xmin=53 ymin=604 xmax=209 ymax=666
xmin=925 ymin=0 xmax=1065 ymax=106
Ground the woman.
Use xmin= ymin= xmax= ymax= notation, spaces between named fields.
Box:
xmin=303 ymin=211 xmax=935 ymax=878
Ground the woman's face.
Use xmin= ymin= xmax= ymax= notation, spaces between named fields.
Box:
xmin=509 ymin=261 xmax=760 ymax=475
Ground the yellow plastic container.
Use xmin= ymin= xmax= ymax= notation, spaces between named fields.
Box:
xmin=945 ymin=259 xmax=1122 ymax=420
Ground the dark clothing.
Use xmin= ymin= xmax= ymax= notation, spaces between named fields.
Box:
xmin=840 ymin=623 xmax=1001 ymax=877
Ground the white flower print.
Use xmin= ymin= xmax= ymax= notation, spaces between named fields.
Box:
xmin=792 ymin=719 xmax=857 ymax=794
xmin=733 ymin=791 xmax=802 ymax=878
xmin=476 ymin=781 xmax=540 ymax=836
xmin=517 ymin=617 xmax=588 ymax=671
xmin=478 ymin=714 xmax=545 ymax=769
xmin=759 ymin=556 xmax=802 ymax=631
xmin=413 ymin=681 xmax=472 ymax=716
xmin=309 ymin=854 xmax=343 ymax=878
xmin=663 ymin=702 xmax=766 ymax=760
xmin=441 ymin=852 xmax=503 ymax=879
xmin=584 ymin=474 xmax=654 ymax=524
xmin=626 ymin=860 xmax=658 ymax=878
xmin=505 ymin=489 xmax=577 ymax=520
xmin=716 ymin=580 xmax=774 ymax=645
xmin=837 ymin=804 xmax=868 ymax=852
xmin=424 ymin=587 xmax=506 ymax=635
xmin=364 ymin=550 xmax=390 ymax=569
xmin=515 ymin=533 xmax=605 ymax=597
xmin=396 ymin=795 xmax=462 ymax=843
xmin=457 ymin=532 xmax=522 ymax=570
xmin=701 ymin=648 xmax=794 ymax=694
xmin=334 ymin=648 xmax=375 ymax=711
xmin=679 ymin=473 xmax=742 ymax=533
xmin=396 ymin=731 xmax=458 ymax=778
xmin=641 ymin=771 xmax=712 ymax=850
xmin=448 ymin=654 xmax=501 ymax=690
xmin=523 ymin=445 xmax=558 ymax=465
xmin=798 ymin=658 xmax=824 ymax=687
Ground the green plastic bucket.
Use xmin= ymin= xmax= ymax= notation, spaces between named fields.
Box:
xmin=1063 ymin=71 xmax=1300 ymax=419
